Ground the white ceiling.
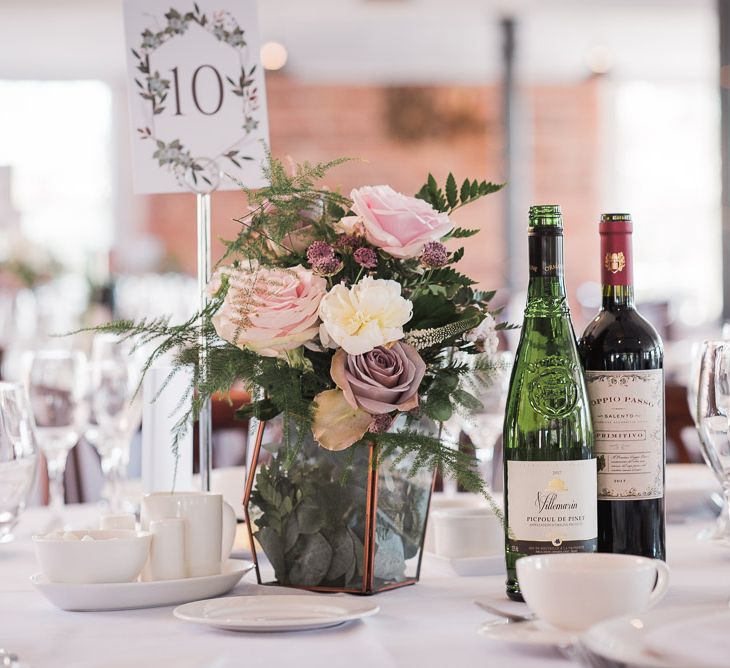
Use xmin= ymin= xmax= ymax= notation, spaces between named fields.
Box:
xmin=0 ymin=0 xmax=717 ymax=84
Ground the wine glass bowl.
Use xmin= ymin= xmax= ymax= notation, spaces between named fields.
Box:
xmin=88 ymin=334 xmax=143 ymax=512
xmin=0 ymin=382 xmax=39 ymax=542
xmin=26 ymin=350 xmax=88 ymax=518
xmin=458 ymin=350 xmax=513 ymax=486
xmin=696 ymin=340 xmax=730 ymax=540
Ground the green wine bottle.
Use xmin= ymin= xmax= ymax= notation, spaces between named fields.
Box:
xmin=503 ymin=205 xmax=597 ymax=601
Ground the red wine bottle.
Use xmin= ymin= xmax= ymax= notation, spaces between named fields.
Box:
xmin=578 ymin=213 xmax=665 ymax=560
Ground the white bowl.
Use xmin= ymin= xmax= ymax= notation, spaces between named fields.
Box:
xmin=431 ymin=506 xmax=503 ymax=558
xmin=33 ymin=530 xmax=152 ymax=584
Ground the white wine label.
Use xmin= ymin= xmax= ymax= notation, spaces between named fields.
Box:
xmin=585 ymin=370 xmax=664 ymax=501
xmin=506 ymin=459 xmax=597 ymax=555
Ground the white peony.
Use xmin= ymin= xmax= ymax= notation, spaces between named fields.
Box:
xmin=318 ymin=277 xmax=413 ymax=355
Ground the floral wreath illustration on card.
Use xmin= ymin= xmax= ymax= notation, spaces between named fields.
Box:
xmin=131 ymin=3 xmax=260 ymax=189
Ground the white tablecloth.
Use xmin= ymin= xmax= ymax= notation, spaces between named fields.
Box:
xmin=2 ymin=506 xmax=729 ymax=668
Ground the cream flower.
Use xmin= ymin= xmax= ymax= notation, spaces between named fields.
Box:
xmin=318 ymin=277 xmax=413 ymax=355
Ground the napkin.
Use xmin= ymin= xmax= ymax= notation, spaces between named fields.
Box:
xmin=643 ymin=609 xmax=730 ymax=668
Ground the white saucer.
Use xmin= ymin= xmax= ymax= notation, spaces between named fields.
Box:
xmin=581 ymin=604 xmax=730 ymax=668
xmin=174 ymin=594 xmax=380 ymax=632
xmin=478 ymin=618 xmax=576 ymax=648
xmin=427 ymin=552 xmax=504 ymax=576
xmin=31 ymin=559 xmax=253 ymax=611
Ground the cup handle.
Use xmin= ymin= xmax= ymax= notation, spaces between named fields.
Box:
xmin=221 ymin=501 xmax=237 ymax=559
xmin=648 ymin=559 xmax=671 ymax=608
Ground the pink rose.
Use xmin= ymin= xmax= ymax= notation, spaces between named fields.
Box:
xmin=209 ymin=264 xmax=326 ymax=357
xmin=347 ymin=185 xmax=453 ymax=259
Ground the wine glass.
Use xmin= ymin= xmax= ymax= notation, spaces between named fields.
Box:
xmin=687 ymin=342 xmax=729 ymax=539
xmin=457 ymin=350 xmax=513 ymax=488
xmin=87 ymin=334 xmax=142 ymax=512
xmin=696 ymin=340 xmax=730 ymax=541
xmin=26 ymin=351 xmax=88 ymax=523
xmin=0 ymin=382 xmax=38 ymax=542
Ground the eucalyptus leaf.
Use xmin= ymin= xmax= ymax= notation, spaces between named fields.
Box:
xmin=256 ymin=527 xmax=286 ymax=581
xmin=296 ymin=499 xmax=324 ymax=534
xmin=284 ymin=515 xmax=299 ymax=552
xmin=373 ymin=529 xmax=406 ymax=582
xmin=348 ymin=527 xmax=365 ymax=577
xmin=325 ymin=528 xmax=356 ymax=581
xmin=286 ymin=533 xmax=332 ymax=586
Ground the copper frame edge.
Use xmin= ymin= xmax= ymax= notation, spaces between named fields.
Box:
xmin=242 ymin=419 xmax=266 ymax=585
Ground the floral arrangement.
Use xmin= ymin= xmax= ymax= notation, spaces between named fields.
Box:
xmin=105 ymin=156 xmax=507 ymax=496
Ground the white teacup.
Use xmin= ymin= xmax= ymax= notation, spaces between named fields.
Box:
xmin=141 ymin=492 xmax=236 ymax=578
xmin=431 ymin=506 xmax=503 ymax=558
xmin=516 ymin=553 xmax=670 ymax=632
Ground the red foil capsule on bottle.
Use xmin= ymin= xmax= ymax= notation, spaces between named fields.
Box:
xmin=599 ymin=213 xmax=633 ymax=287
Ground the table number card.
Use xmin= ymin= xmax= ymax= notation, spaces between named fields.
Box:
xmin=123 ymin=0 xmax=270 ymax=193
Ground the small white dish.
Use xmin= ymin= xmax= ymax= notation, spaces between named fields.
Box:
xmin=478 ymin=618 xmax=576 ymax=648
xmin=31 ymin=558 xmax=253 ymax=611
xmin=174 ymin=594 xmax=380 ymax=632
xmin=427 ymin=552 xmax=504 ymax=576
xmin=581 ymin=604 xmax=729 ymax=668
xmin=33 ymin=530 xmax=151 ymax=584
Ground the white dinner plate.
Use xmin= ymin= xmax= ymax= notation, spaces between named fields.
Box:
xmin=31 ymin=559 xmax=253 ymax=612
xmin=173 ymin=594 xmax=380 ymax=632
xmin=581 ymin=604 xmax=730 ymax=668
xmin=478 ymin=618 xmax=576 ymax=648
xmin=427 ymin=553 xmax=505 ymax=576
xmin=665 ymin=464 xmax=720 ymax=516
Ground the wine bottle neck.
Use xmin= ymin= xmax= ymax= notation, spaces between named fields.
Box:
xmin=527 ymin=230 xmax=567 ymax=300
xmin=600 ymin=215 xmax=633 ymax=307
xmin=602 ymin=284 xmax=635 ymax=309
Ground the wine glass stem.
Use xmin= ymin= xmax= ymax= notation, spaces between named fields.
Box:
xmin=46 ymin=452 xmax=68 ymax=514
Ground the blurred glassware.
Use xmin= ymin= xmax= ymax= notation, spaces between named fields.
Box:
xmin=0 ymin=382 xmax=38 ymax=542
xmin=26 ymin=350 xmax=88 ymax=523
xmin=87 ymin=334 xmax=143 ymax=513
xmin=696 ymin=340 xmax=730 ymax=541
xmin=456 ymin=350 xmax=513 ymax=489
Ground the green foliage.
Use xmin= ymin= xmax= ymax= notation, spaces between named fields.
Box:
xmin=415 ymin=172 xmax=504 ymax=241
xmin=223 ymin=153 xmax=354 ymax=266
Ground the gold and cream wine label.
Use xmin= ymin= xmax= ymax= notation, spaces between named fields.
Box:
xmin=506 ymin=459 xmax=597 ymax=555
xmin=585 ymin=370 xmax=665 ymax=501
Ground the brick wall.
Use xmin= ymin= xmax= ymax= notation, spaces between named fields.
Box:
xmin=143 ymin=74 xmax=600 ymax=306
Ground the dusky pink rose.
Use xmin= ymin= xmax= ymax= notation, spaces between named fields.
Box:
xmin=209 ymin=264 xmax=326 ymax=357
xmin=348 ymin=185 xmax=453 ymax=259
xmin=330 ymin=342 xmax=426 ymax=415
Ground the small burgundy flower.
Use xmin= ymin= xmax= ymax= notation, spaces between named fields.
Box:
xmin=306 ymin=241 xmax=334 ymax=264
xmin=353 ymin=247 xmax=378 ymax=269
xmin=312 ymin=255 xmax=344 ymax=277
xmin=420 ymin=241 xmax=448 ymax=268
xmin=335 ymin=234 xmax=362 ymax=251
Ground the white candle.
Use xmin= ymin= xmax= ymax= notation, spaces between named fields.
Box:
xmin=141 ymin=365 xmax=194 ymax=493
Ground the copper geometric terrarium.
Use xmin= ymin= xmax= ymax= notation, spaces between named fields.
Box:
xmin=243 ymin=415 xmax=437 ymax=594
